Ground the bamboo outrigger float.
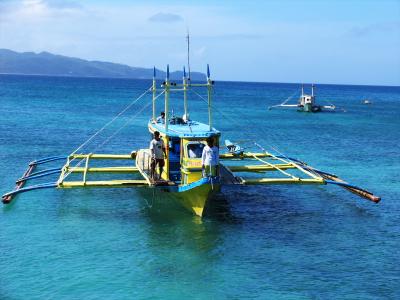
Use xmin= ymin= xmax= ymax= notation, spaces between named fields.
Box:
xmin=2 ymin=65 xmax=380 ymax=217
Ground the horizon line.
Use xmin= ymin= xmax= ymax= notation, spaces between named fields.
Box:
xmin=0 ymin=72 xmax=399 ymax=88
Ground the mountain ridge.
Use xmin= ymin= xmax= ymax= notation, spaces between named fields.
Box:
xmin=0 ymin=49 xmax=206 ymax=80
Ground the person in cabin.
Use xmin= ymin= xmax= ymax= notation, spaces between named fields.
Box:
xmin=201 ymin=137 xmax=219 ymax=177
xmin=156 ymin=112 xmax=165 ymax=124
xmin=150 ymin=131 xmax=166 ymax=180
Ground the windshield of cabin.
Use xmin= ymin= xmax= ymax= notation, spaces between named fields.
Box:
xmin=187 ymin=143 xmax=205 ymax=158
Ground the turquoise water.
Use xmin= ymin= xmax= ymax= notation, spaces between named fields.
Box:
xmin=1 ymin=75 xmax=399 ymax=299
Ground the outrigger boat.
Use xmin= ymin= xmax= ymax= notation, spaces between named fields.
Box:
xmin=2 ymin=66 xmax=380 ymax=217
xmin=269 ymin=84 xmax=336 ymax=112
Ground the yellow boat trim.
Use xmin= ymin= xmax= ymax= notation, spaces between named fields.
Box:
xmin=59 ymin=179 xmax=148 ymax=188
xmin=263 ymin=151 xmax=321 ymax=180
xmin=219 ymin=152 xmax=271 ymax=159
xmin=67 ymin=167 xmax=139 ymax=173
xmin=241 ymin=178 xmax=325 ymax=185
xmin=70 ymin=154 xmax=134 ymax=159
xmin=227 ymin=164 xmax=296 ymax=172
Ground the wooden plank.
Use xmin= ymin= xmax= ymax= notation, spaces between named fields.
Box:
xmin=219 ymin=152 xmax=271 ymax=159
xmin=227 ymin=163 xmax=296 ymax=172
xmin=59 ymin=179 xmax=148 ymax=188
xmin=71 ymin=154 xmax=134 ymax=159
xmin=241 ymin=177 xmax=325 ymax=185
xmin=68 ymin=167 xmax=139 ymax=173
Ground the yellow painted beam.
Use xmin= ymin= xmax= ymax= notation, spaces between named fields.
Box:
xmin=70 ymin=154 xmax=135 ymax=159
xmin=241 ymin=178 xmax=325 ymax=185
xmin=227 ymin=164 xmax=296 ymax=172
xmin=59 ymin=179 xmax=148 ymax=188
xmin=219 ymin=152 xmax=271 ymax=159
xmin=67 ymin=167 xmax=139 ymax=173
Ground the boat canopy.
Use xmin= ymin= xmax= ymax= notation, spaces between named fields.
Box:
xmin=149 ymin=120 xmax=220 ymax=138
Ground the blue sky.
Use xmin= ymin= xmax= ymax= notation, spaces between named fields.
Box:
xmin=0 ymin=0 xmax=399 ymax=85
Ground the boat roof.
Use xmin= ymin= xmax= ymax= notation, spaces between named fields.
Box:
xmin=149 ymin=120 xmax=220 ymax=138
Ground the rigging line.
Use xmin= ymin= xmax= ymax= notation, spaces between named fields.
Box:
xmin=60 ymin=89 xmax=158 ymax=182
xmin=61 ymin=101 xmax=153 ymax=182
xmin=253 ymin=142 xmax=321 ymax=179
xmin=71 ymin=86 xmax=152 ymax=155
xmin=93 ymin=91 xmax=165 ymax=150
xmin=276 ymin=90 xmax=299 ymax=106
xmin=251 ymin=153 xmax=298 ymax=179
xmin=189 ymin=89 xmax=291 ymax=156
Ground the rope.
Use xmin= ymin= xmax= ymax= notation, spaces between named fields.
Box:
xmin=253 ymin=142 xmax=321 ymax=179
xmin=251 ymin=153 xmax=298 ymax=179
xmin=189 ymin=87 xmax=322 ymax=180
xmin=70 ymin=87 xmax=152 ymax=156
xmin=93 ymin=92 xmax=164 ymax=150
xmin=60 ymin=90 xmax=164 ymax=183
xmin=269 ymin=90 xmax=299 ymax=108
xmin=189 ymin=89 xmax=292 ymax=158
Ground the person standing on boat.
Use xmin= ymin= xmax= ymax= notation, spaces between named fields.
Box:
xmin=156 ymin=112 xmax=165 ymax=124
xmin=201 ymin=137 xmax=219 ymax=177
xmin=150 ymin=131 xmax=166 ymax=180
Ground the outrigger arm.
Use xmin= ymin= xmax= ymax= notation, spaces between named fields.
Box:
xmin=218 ymin=149 xmax=380 ymax=203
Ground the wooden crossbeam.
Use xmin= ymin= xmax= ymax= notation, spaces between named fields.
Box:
xmin=219 ymin=152 xmax=271 ymax=159
xmin=240 ymin=177 xmax=325 ymax=185
xmin=251 ymin=155 xmax=299 ymax=180
xmin=70 ymin=154 xmax=134 ymax=159
xmin=59 ymin=179 xmax=149 ymax=188
xmin=227 ymin=164 xmax=296 ymax=172
xmin=67 ymin=167 xmax=139 ymax=173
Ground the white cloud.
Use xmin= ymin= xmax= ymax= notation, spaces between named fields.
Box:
xmin=148 ymin=12 xmax=183 ymax=23
xmin=0 ymin=0 xmax=84 ymax=23
xmin=0 ymin=1 xmax=398 ymax=84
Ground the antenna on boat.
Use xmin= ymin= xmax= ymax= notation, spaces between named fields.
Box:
xmin=207 ymin=64 xmax=212 ymax=131
xmin=186 ymin=31 xmax=191 ymax=83
xmin=311 ymin=84 xmax=315 ymax=97
xmin=152 ymin=66 xmax=156 ymax=121
xmin=164 ymin=64 xmax=170 ymax=132
xmin=183 ymin=66 xmax=188 ymax=121
xmin=301 ymin=84 xmax=304 ymax=97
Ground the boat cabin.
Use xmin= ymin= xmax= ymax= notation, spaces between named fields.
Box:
xmin=140 ymin=64 xmax=219 ymax=185
xmin=149 ymin=120 xmax=220 ymax=185
xmin=299 ymin=84 xmax=316 ymax=107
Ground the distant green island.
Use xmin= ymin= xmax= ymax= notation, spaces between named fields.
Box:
xmin=0 ymin=49 xmax=205 ymax=80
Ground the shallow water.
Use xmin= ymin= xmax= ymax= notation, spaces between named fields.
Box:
xmin=0 ymin=75 xmax=399 ymax=299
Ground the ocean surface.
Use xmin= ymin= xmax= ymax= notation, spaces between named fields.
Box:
xmin=0 ymin=74 xmax=399 ymax=299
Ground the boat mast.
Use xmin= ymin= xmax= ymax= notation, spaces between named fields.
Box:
xmin=183 ymin=66 xmax=188 ymax=119
xmin=164 ymin=65 xmax=170 ymax=132
xmin=152 ymin=67 xmax=156 ymax=121
xmin=207 ymin=64 xmax=212 ymax=131
xmin=186 ymin=32 xmax=191 ymax=82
